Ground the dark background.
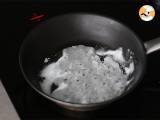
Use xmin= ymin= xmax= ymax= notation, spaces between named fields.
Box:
xmin=0 ymin=0 xmax=160 ymax=120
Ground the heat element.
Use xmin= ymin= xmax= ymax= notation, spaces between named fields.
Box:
xmin=29 ymin=13 xmax=45 ymax=21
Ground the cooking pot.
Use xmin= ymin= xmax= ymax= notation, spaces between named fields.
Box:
xmin=19 ymin=13 xmax=160 ymax=111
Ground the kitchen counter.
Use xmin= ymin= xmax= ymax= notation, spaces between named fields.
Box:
xmin=0 ymin=80 xmax=20 ymax=120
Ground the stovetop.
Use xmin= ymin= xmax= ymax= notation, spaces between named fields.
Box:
xmin=0 ymin=1 xmax=160 ymax=120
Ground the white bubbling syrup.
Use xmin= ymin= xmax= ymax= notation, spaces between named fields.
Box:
xmin=40 ymin=45 xmax=135 ymax=104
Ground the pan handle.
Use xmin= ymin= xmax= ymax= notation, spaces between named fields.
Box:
xmin=144 ymin=37 xmax=160 ymax=54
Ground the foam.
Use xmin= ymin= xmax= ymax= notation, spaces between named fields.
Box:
xmin=40 ymin=45 xmax=135 ymax=104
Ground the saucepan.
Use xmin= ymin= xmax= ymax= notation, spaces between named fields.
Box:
xmin=19 ymin=13 xmax=160 ymax=111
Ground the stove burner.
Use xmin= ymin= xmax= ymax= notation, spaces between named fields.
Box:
xmin=29 ymin=13 xmax=45 ymax=22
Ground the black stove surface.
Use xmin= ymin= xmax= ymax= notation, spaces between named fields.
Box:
xmin=0 ymin=1 xmax=160 ymax=120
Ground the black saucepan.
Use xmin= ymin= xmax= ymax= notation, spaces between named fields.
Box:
xmin=19 ymin=13 xmax=160 ymax=111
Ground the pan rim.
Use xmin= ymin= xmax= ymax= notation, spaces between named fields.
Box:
xmin=19 ymin=12 xmax=147 ymax=108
